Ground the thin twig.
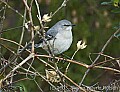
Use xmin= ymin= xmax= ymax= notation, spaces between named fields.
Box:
xmin=34 ymin=79 xmax=44 ymax=92
xmin=65 ymin=49 xmax=79 ymax=74
xmin=34 ymin=0 xmax=44 ymax=27
xmin=3 ymin=53 xmax=34 ymax=81
xmin=36 ymin=54 xmax=120 ymax=73
xmin=13 ymin=3 xmax=27 ymax=67
xmin=94 ymin=66 xmax=120 ymax=73
xmin=35 ymin=54 xmax=89 ymax=68
xmin=51 ymin=0 xmax=69 ymax=17
xmin=0 ymin=26 xmax=24 ymax=34
xmin=0 ymin=2 xmax=7 ymax=62
xmin=93 ymin=57 xmax=120 ymax=67
xmin=92 ymin=53 xmax=120 ymax=67
xmin=1 ymin=78 xmax=28 ymax=89
xmin=22 ymin=0 xmax=35 ymax=53
xmin=29 ymin=58 xmax=60 ymax=92
xmin=17 ymin=5 xmax=27 ymax=53
xmin=36 ymin=57 xmax=86 ymax=92
xmin=0 ymin=0 xmax=24 ymax=19
xmin=79 ymin=28 xmax=120 ymax=86
xmin=22 ymin=0 xmax=30 ymax=11
xmin=0 ymin=37 xmax=24 ymax=48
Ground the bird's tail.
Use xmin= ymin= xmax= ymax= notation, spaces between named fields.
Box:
xmin=28 ymin=43 xmax=42 ymax=49
xmin=18 ymin=43 xmax=42 ymax=53
xmin=34 ymin=43 xmax=42 ymax=48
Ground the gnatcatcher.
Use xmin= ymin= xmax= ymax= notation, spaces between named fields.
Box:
xmin=35 ymin=19 xmax=75 ymax=55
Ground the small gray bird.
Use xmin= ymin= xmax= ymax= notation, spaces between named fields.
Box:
xmin=35 ymin=19 xmax=75 ymax=55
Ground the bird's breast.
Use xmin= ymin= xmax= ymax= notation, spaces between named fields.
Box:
xmin=42 ymin=31 xmax=73 ymax=54
xmin=51 ymin=31 xmax=72 ymax=54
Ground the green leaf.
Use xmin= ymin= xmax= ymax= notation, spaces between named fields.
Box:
xmin=101 ymin=1 xmax=112 ymax=5
xmin=101 ymin=0 xmax=120 ymax=7
xmin=111 ymin=8 xmax=120 ymax=13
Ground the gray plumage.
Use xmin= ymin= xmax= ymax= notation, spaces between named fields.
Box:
xmin=35 ymin=19 xmax=74 ymax=55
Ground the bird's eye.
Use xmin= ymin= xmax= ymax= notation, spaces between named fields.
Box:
xmin=63 ymin=24 xmax=70 ymax=26
xmin=63 ymin=24 xmax=76 ymax=26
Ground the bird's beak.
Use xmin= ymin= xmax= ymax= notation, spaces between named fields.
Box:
xmin=71 ymin=24 xmax=76 ymax=26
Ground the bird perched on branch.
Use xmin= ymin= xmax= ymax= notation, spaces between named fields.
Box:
xmin=34 ymin=19 xmax=75 ymax=55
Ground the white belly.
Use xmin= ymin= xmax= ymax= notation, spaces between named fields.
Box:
xmin=43 ymin=31 xmax=73 ymax=54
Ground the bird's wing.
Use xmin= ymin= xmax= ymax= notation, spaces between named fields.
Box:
xmin=34 ymin=25 xmax=59 ymax=48
xmin=36 ymin=28 xmax=57 ymax=44
xmin=46 ymin=26 xmax=58 ymax=37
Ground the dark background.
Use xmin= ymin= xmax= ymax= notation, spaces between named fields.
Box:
xmin=0 ymin=0 xmax=120 ymax=92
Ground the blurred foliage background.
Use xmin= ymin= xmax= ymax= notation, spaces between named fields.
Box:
xmin=0 ymin=0 xmax=120 ymax=92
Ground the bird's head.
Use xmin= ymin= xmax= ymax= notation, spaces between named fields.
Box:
xmin=55 ymin=20 xmax=75 ymax=31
